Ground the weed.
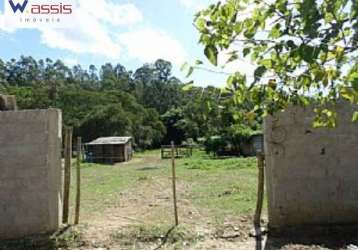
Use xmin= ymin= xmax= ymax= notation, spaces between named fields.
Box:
xmin=0 ymin=227 xmax=83 ymax=250
xmin=110 ymin=224 xmax=202 ymax=249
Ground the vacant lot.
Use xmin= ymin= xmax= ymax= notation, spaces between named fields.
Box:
xmin=4 ymin=151 xmax=358 ymax=250
xmin=0 ymin=149 xmax=262 ymax=250
xmin=0 ymin=151 xmax=358 ymax=250
xmin=3 ymin=150 xmax=353 ymax=249
xmin=63 ymin=150 xmax=358 ymax=250
xmin=65 ymin=149 xmax=262 ymax=249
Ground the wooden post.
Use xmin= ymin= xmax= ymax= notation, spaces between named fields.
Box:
xmin=254 ymin=152 xmax=265 ymax=228
xmin=75 ymin=137 xmax=81 ymax=225
xmin=62 ymin=127 xmax=72 ymax=224
xmin=171 ymin=141 xmax=179 ymax=226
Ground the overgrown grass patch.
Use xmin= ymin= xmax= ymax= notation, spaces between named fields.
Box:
xmin=0 ymin=227 xmax=83 ymax=250
xmin=180 ymin=151 xmax=257 ymax=171
xmin=110 ymin=224 xmax=202 ymax=249
xmin=174 ymin=150 xmax=260 ymax=219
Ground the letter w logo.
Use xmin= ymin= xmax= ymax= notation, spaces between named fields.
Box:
xmin=8 ymin=0 xmax=29 ymax=13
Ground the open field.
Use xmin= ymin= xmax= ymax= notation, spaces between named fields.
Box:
xmin=71 ymin=150 xmax=260 ymax=222
xmin=2 ymin=150 xmax=358 ymax=250
xmin=66 ymin=149 xmax=263 ymax=249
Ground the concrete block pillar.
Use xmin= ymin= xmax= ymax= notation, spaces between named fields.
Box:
xmin=264 ymin=101 xmax=358 ymax=230
xmin=0 ymin=109 xmax=62 ymax=239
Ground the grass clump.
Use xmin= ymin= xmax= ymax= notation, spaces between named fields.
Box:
xmin=0 ymin=227 xmax=83 ymax=250
xmin=110 ymin=224 xmax=202 ymax=249
xmin=53 ymin=227 xmax=84 ymax=249
xmin=180 ymin=151 xmax=257 ymax=171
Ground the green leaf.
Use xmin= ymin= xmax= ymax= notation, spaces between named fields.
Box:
xmin=340 ymin=87 xmax=354 ymax=102
xmin=259 ymin=59 xmax=272 ymax=68
xmin=254 ymin=66 xmax=267 ymax=81
xmin=204 ymin=45 xmax=218 ymax=66
xmin=313 ymin=108 xmax=337 ymax=128
xmin=234 ymin=22 xmax=243 ymax=33
xmin=227 ymin=75 xmax=236 ymax=87
xmin=269 ymin=23 xmax=281 ymax=38
xmin=299 ymin=45 xmax=319 ymax=63
xmin=243 ymin=48 xmax=251 ymax=57
xmin=244 ymin=28 xmax=255 ymax=39
xmin=186 ymin=66 xmax=194 ymax=78
xmin=180 ymin=62 xmax=188 ymax=72
xmin=349 ymin=72 xmax=358 ymax=91
xmin=195 ymin=60 xmax=203 ymax=65
xmin=196 ymin=18 xmax=206 ymax=32
xmin=287 ymin=40 xmax=296 ymax=48
xmin=226 ymin=52 xmax=238 ymax=64
xmin=353 ymin=111 xmax=358 ymax=122
xmin=182 ymin=82 xmax=194 ymax=91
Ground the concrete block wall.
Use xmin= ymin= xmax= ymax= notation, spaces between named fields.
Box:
xmin=264 ymin=101 xmax=358 ymax=229
xmin=0 ymin=109 xmax=62 ymax=239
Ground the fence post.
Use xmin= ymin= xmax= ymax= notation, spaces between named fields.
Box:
xmin=62 ymin=127 xmax=72 ymax=224
xmin=171 ymin=141 xmax=179 ymax=226
xmin=75 ymin=137 xmax=82 ymax=225
xmin=254 ymin=152 xmax=265 ymax=228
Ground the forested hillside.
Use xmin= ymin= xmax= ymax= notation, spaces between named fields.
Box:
xmin=0 ymin=56 xmax=260 ymax=150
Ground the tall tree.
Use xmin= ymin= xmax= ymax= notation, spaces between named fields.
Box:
xmin=100 ymin=63 xmax=132 ymax=91
xmin=134 ymin=59 xmax=184 ymax=114
xmin=0 ymin=59 xmax=7 ymax=93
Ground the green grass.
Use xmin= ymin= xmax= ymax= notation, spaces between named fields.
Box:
xmin=110 ymin=224 xmax=202 ymax=249
xmin=177 ymin=151 xmax=261 ymax=219
xmin=69 ymin=150 xmax=166 ymax=219
xmin=1 ymin=150 xmax=263 ymax=250
xmin=0 ymin=227 xmax=83 ymax=250
xmin=69 ymin=149 xmax=263 ymax=222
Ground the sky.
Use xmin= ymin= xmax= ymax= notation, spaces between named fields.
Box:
xmin=0 ymin=0 xmax=255 ymax=87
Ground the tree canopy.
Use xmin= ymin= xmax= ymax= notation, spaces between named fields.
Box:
xmin=0 ymin=57 xmax=177 ymax=149
xmin=0 ymin=56 xmax=260 ymax=154
xmin=194 ymin=0 xmax=358 ymax=126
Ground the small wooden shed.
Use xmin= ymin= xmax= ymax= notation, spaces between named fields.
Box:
xmin=85 ymin=137 xmax=133 ymax=164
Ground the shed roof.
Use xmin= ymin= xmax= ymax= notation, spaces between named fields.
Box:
xmin=86 ymin=137 xmax=132 ymax=145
